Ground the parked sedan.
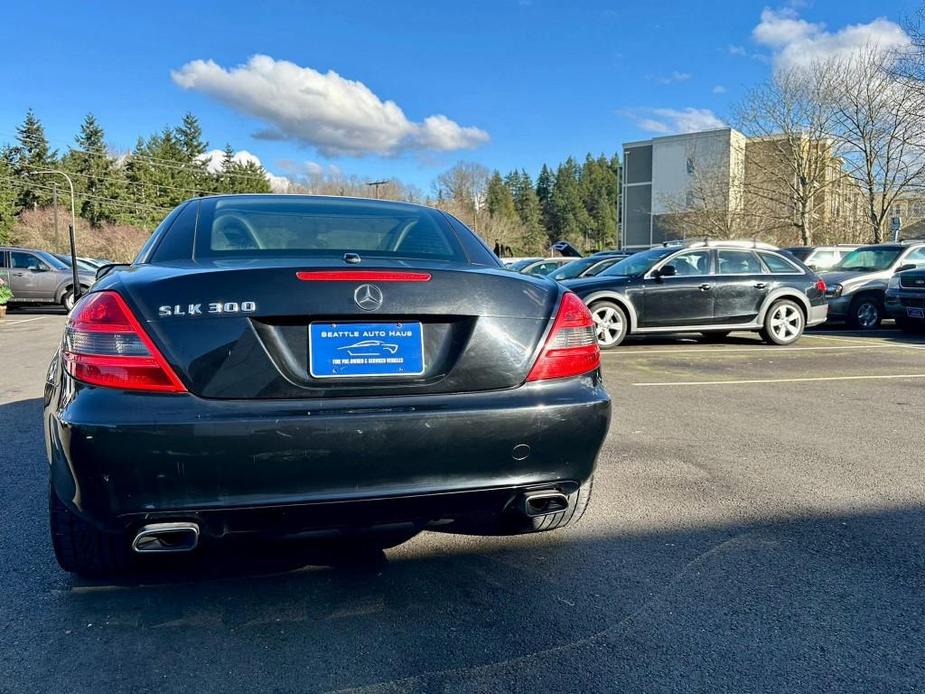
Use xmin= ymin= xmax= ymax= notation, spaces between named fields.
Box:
xmin=885 ymin=267 xmax=925 ymax=332
xmin=550 ymin=254 xmax=631 ymax=281
xmin=562 ymin=241 xmax=827 ymax=348
xmin=0 ymin=246 xmax=96 ymax=310
xmin=44 ymin=195 xmax=611 ymax=576
xmin=515 ymin=257 xmax=575 ymax=277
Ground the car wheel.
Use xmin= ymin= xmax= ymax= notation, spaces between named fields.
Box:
xmin=62 ymin=290 xmax=77 ymax=312
xmin=589 ymin=301 xmax=628 ymax=349
xmin=760 ymin=299 xmax=805 ymax=345
xmin=49 ymin=485 xmax=132 ymax=577
xmin=847 ymin=296 xmax=882 ymax=330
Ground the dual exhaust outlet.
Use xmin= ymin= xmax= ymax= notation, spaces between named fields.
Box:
xmin=130 ymin=492 xmax=568 ymax=553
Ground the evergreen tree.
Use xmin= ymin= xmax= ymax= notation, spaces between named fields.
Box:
xmin=67 ymin=113 xmax=121 ymax=226
xmin=220 ymin=145 xmax=272 ymax=194
xmin=176 ymin=112 xmax=208 ymax=159
xmin=550 ymin=157 xmax=591 ymax=246
xmin=486 ymin=171 xmax=517 ymax=220
xmin=580 ymin=154 xmax=619 ymax=250
xmin=10 ymin=109 xmax=58 ymax=209
xmin=535 ymin=164 xmax=555 ymax=241
xmin=0 ymin=155 xmax=18 ymax=244
xmin=506 ymin=169 xmax=545 ymax=252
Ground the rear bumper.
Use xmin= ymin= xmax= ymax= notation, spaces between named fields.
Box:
xmin=807 ymin=303 xmax=828 ymax=327
xmin=45 ymin=374 xmax=611 ymax=533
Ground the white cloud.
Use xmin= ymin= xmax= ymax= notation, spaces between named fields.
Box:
xmin=198 ymin=149 xmax=292 ymax=193
xmin=172 ymin=55 xmax=489 ymax=157
xmin=657 ymin=70 xmax=692 ymax=85
xmin=629 ymin=108 xmax=726 ymax=135
xmin=712 ymin=85 xmax=728 ymax=94
xmin=752 ymin=8 xmax=911 ymax=70
xmin=728 ymin=44 xmax=748 ymax=56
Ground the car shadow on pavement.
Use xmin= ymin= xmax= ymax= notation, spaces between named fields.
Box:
xmin=3 ymin=395 xmax=924 ymax=692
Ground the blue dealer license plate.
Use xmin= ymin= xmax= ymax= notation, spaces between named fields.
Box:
xmin=309 ymin=322 xmax=425 ymax=378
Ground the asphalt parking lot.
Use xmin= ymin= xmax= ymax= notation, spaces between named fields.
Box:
xmin=1 ymin=312 xmax=923 ymax=693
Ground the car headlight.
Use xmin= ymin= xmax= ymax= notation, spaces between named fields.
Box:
xmin=826 ymin=283 xmax=843 ymax=298
xmin=888 ymin=275 xmax=900 ymax=290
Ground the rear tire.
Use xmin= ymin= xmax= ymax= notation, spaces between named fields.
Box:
xmin=847 ymin=296 xmax=882 ymax=330
xmin=760 ymin=299 xmax=805 ymax=345
xmin=589 ymin=301 xmax=628 ymax=349
xmin=49 ymin=486 xmax=132 ymax=577
xmin=61 ymin=290 xmax=76 ymax=311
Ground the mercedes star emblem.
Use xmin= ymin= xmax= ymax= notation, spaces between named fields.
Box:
xmin=354 ymin=284 xmax=383 ymax=311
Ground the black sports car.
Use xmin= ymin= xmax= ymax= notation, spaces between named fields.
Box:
xmin=44 ymin=195 xmax=611 ymax=576
xmin=562 ymin=241 xmax=828 ymax=348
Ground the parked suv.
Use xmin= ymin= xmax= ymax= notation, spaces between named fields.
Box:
xmin=782 ymin=245 xmax=859 ymax=271
xmin=562 ymin=240 xmax=827 ymax=348
xmin=0 ymin=247 xmax=95 ymax=310
xmin=820 ymin=242 xmax=925 ymax=329
xmin=885 ymin=267 xmax=925 ymax=333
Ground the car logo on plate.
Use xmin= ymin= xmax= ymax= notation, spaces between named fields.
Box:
xmin=354 ymin=284 xmax=383 ymax=311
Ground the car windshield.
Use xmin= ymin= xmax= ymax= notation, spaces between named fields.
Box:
xmin=599 ymin=247 xmax=675 ymax=277
xmin=833 ymin=248 xmax=902 ymax=272
xmin=550 ymin=258 xmax=598 ymax=279
xmin=195 ymin=197 xmax=468 ymax=262
xmin=39 ymin=253 xmax=69 ymax=270
xmin=585 ymin=257 xmax=623 ymax=276
xmin=507 ymin=258 xmax=541 ymax=271
xmin=53 ymin=253 xmax=96 ymax=272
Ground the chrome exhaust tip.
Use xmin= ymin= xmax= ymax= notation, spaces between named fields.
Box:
xmin=132 ymin=522 xmax=200 ymax=554
xmin=520 ymin=491 xmax=569 ymax=518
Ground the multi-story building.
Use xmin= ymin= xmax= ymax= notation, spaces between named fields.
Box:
xmin=621 ymin=127 xmax=867 ymax=249
xmin=622 ymin=128 xmax=747 ymax=249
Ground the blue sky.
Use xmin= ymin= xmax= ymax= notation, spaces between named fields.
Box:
xmin=1 ymin=0 xmax=919 ymax=190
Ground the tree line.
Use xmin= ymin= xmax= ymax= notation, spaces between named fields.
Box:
xmin=0 ymin=110 xmax=272 ymax=245
xmin=0 ymin=108 xmax=621 ymax=258
xmin=432 ymin=155 xmax=621 ymax=256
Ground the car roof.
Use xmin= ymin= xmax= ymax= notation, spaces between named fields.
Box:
xmin=185 ymin=193 xmax=436 ymax=214
xmin=0 ymin=246 xmax=46 ymax=254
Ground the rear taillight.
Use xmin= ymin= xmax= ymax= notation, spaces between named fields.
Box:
xmin=63 ymin=291 xmax=186 ymax=393
xmin=815 ymin=278 xmax=827 ymax=293
xmin=526 ymin=292 xmax=601 ymax=382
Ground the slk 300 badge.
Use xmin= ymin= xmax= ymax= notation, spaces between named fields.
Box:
xmin=158 ymin=301 xmax=257 ymax=317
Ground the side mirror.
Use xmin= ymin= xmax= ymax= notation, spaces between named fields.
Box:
xmin=895 ymin=264 xmax=916 ymax=273
xmin=30 ymin=265 xmax=47 ymax=272
xmin=95 ymin=263 xmax=130 ymax=281
xmin=655 ymin=264 xmax=677 ymax=278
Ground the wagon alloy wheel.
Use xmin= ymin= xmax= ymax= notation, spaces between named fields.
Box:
xmin=590 ymin=301 xmax=628 ymax=348
xmin=761 ymin=299 xmax=804 ymax=345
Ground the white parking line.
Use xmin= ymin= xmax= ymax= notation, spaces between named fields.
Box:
xmin=0 ymin=316 xmax=45 ymax=326
xmin=806 ymin=333 xmax=925 ymax=350
xmin=634 ymin=374 xmax=925 ymax=387
xmin=607 ymin=344 xmax=881 ymax=356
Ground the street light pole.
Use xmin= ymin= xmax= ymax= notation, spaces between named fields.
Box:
xmin=366 ymin=180 xmax=388 ymax=200
xmin=28 ymin=170 xmax=80 ymax=303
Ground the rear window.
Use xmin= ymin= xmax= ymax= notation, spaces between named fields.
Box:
xmin=760 ymin=252 xmax=802 ymax=273
xmin=193 ymin=196 xmax=468 ymax=262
